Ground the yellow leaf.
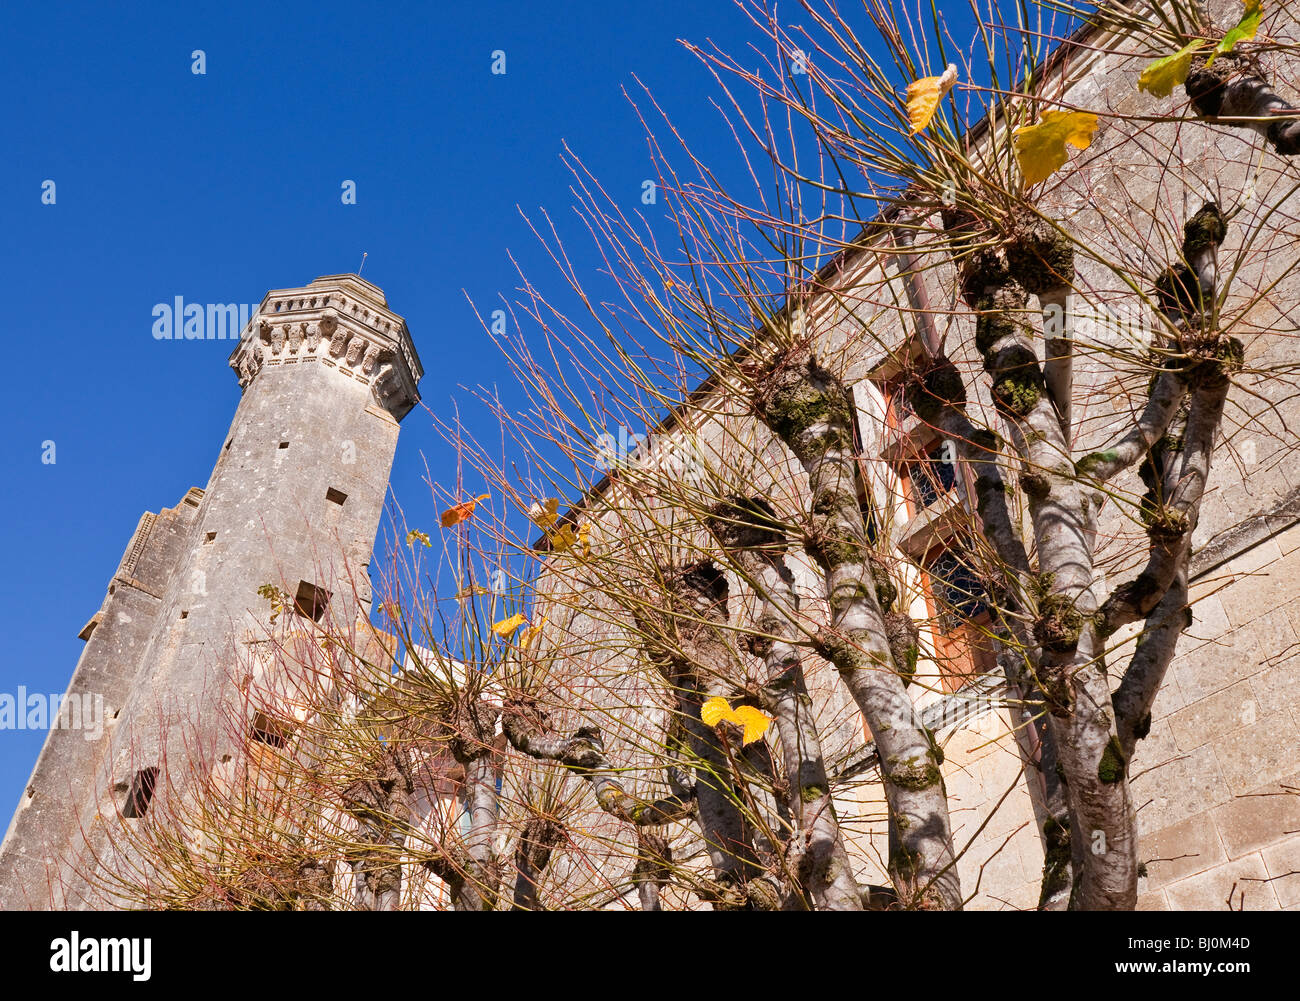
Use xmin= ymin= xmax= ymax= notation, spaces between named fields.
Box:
xmin=701 ymin=696 xmax=735 ymax=728
xmin=520 ymin=617 xmax=547 ymax=648
xmin=528 ymin=497 xmax=560 ymax=528
xmin=1012 ymin=110 xmax=1099 ymax=186
xmin=549 ymin=521 xmax=591 ymax=557
xmin=455 ymin=584 xmax=492 ymax=599
xmin=405 ymin=528 xmax=431 ymax=547
xmin=731 ymin=705 xmax=774 ymax=746
xmin=440 ymin=493 xmax=491 ymax=529
xmin=906 ymin=63 xmax=958 ymax=134
xmin=492 ymin=612 xmax=527 ymax=637
xmin=1209 ymin=0 xmax=1262 ymax=66
xmin=549 ymin=524 xmax=577 ymax=552
xmin=1138 ymin=41 xmax=1203 ymax=98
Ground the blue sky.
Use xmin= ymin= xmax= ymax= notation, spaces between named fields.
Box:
xmin=0 ymin=0 xmax=1058 ymax=814
xmin=0 ymin=0 xmax=801 ymax=815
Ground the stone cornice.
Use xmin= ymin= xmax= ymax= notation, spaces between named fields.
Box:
xmin=228 ymin=275 xmax=423 ymax=420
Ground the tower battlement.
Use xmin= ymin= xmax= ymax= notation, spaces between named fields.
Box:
xmin=231 ymin=274 xmax=424 ymax=420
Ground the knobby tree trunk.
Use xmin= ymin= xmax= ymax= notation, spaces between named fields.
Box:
xmin=340 ymin=745 xmax=415 ymax=912
xmin=421 ymin=698 xmax=504 ymax=911
xmin=928 ymin=195 xmax=1238 ymax=908
xmin=941 ymin=215 xmax=1139 ymax=909
xmin=708 ymin=496 xmax=863 ymax=910
xmin=755 ymin=335 xmax=961 ymax=909
xmin=638 ymin=563 xmax=777 ymax=907
xmin=511 ymin=815 xmax=565 ymax=910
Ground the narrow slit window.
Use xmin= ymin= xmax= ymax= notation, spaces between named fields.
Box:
xmin=180 ymin=610 xmax=189 ymax=619
xmin=122 ymin=767 xmax=159 ymax=818
xmin=78 ymin=613 xmax=101 ymax=641
xmin=251 ymin=710 xmax=292 ymax=749
xmin=326 ymin=487 xmax=347 ymax=506
xmin=293 ymin=580 xmax=331 ymax=622
xmin=278 ymin=441 xmax=290 ymax=450
xmin=204 ymin=531 xmax=217 ymax=544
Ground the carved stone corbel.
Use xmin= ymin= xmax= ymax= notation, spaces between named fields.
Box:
xmin=361 ymin=343 xmax=386 ymax=375
xmin=329 ymin=323 xmax=350 ymax=359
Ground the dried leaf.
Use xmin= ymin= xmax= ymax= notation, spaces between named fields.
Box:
xmin=492 ymin=612 xmax=527 ymax=637
xmin=440 ymin=493 xmax=491 ymax=529
xmin=1210 ymin=0 xmax=1262 ymax=66
xmin=1012 ymin=110 xmax=1099 ymax=185
xmin=549 ymin=524 xmax=577 ymax=552
xmin=1138 ymin=41 xmax=1203 ymax=98
xmin=906 ymin=63 xmax=958 ymax=134
xmin=528 ymin=497 xmax=560 ymax=528
xmin=549 ymin=521 xmax=591 ymax=557
xmin=731 ymin=705 xmax=774 ymax=746
xmin=406 ymin=528 xmax=431 ymax=547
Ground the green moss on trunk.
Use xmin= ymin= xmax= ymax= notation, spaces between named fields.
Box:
xmin=885 ymin=752 xmax=943 ymax=791
xmin=1098 ymin=735 xmax=1127 ymax=784
xmin=1034 ymin=593 xmax=1084 ymax=653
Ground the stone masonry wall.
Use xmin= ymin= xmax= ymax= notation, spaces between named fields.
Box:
xmin=529 ymin=1 xmax=1300 ymax=908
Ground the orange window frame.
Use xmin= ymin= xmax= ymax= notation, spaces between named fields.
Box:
xmin=919 ymin=543 xmax=996 ymax=694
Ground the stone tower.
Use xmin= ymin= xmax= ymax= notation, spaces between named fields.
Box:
xmin=0 ymin=275 xmax=422 ymax=908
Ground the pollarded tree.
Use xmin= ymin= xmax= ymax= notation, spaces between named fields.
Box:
xmin=99 ymin=0 xmax=1300 ymax=911
xmin=457 ymin=0 xmax=1300 ymax=910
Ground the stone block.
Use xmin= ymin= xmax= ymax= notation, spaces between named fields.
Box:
xmin=1260 ymin=836 xmax=1300 ymax=909
xmin=1167 ymin=681 xmax=1260 ymax=753
xmin=971 ymin=834 xmax=1038 ymax=901
xmin=1136 ymin=889 xmax=1169 ymax=910
xmin=1140 ymin=811 xmax=1227 ymax=889
xmin=1133 ymin=737 xmax=1232 ymax=835
xmin=1164 ymin=853 xmax=1280 ymax=911
xmin=1183 ymin=593 xmax=1230 ymax=648
xmin=1213 ymin=711 xmax=1300 ymax=796
xmin=1149 ymin=670 xmax=1186 ymax=722
xmin=1173 ymin=625 xmax=1263 ymax=703
xmin=1250 ymin=654 xmax=1300 ymax=719
xmin=1276 ymin=523 xmax=1300 ymax=556
xmin=1284 ymin=598 xmax=1300 ymax=646
xmin=1222 ymin=556 xmax=1300 ymax=630
xmin=1211 ymin=779 xmax=1300 ymax=860
xmin=995 ymin=880 xmax=1041 ymax=912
